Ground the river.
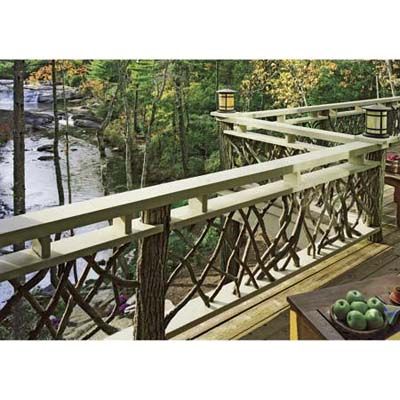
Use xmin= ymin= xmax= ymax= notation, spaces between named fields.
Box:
xmin=0 ymin=86 xmax=126 ymax=304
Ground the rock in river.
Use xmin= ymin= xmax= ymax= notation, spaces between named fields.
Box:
xmin=74 ymin=119 xmax=101 ymax=129
xmin=38 ymin=155 xmax=55 ymax=161
xmin=37 ymin=144 xmax=54 ymax=152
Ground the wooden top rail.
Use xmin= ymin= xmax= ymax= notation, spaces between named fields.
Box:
xmin=0 ymin=160 xmax=378 ymax=282
xmin=213 ymin=114 xmax=398 ymax=145
xmin=0 ymin=141 xmax=380 ymax=249
xmin=212 ymin=96 xmax=400 ymax=119
xmin=285 ymin=109 xmax=362 ymax=126
xmin=223 ymin=129 xmax=326 ymax=152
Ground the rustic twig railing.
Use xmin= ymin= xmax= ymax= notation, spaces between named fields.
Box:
xmin=0 ymin=97 xmax=399 ymax=340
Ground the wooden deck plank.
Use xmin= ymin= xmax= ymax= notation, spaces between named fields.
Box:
xmin=195 ymin=242 xmax=389 ymax=340
xmin=170 ymin=238 xmax=384 ymax=340
xmin=241 ymin=225 xmax=400 ymax=340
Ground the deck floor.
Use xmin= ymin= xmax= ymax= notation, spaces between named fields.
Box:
xmin=241 ymin=182 xmax=400 ymax=340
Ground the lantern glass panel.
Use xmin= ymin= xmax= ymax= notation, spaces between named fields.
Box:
xmin=363 ymin=104 xmax=391 ymax=138
xmin=225 ymin=94 xmax=234 ymax=111
xmin=367 ymin=111 xmax=386 ymax=133
xmin=218 ymin=93 xmax=225 ymax=111
xmin=217 ymin=90 xmax=236 ymax=112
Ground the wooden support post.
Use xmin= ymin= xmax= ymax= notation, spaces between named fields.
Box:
xmin=349 ymin=153 xmax=365 ymax=166
xmin=32 ymin=236 xmax=51 ymax=259
xmin=278 ymin=115 xmax=295 ymax=142
xmin=286 ymin=134 xmax=296 ymax=144
xmin=289 ymin=310 xmax=299 ymax=340
xmin=284 ymin=171 xmax=301 ymax=186
xmin=133 ymin=205 xmax=170 ymax=340
xmin=355 ymin=106 xmax=364 ymax=113
xmin=234 ymin=124 xmax=246 ymax=133
xmin=364 ymin=149 xmax=386 ymax=243
xmin=189 ymin=195 xmax=208 ymax=213
xmin=113 ymin=214 xmax=133 ymax=234
xmin=319 ymin=110 xmax=332 ymax=131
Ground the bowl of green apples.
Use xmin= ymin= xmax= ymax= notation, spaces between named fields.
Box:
xmin=330 ymin=290 xmax=388 ymax=339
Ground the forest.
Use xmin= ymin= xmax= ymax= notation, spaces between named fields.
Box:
xmin=0 ymin=59 xmax=399 ymax=340
xmin=1 ymin=60 xmax=400 ymax=203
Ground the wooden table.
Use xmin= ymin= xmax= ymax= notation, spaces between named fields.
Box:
xmin=287 ymin=274 xmax=400 ymax=340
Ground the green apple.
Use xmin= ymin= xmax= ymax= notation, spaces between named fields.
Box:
xmin=365 ymin=309 xmax=385 ymax=330
xmin=350 ymin=301 xmax=368 ymax=314
xmin=367 ymin=297 xmax=385 ymax=314
xmin=346 ymin=290 xmax=365 ymax=304
xmin=346 ymin=310 xmax=367 ymax=331
xmin=333 ymin=299 xmax=351 ymax=321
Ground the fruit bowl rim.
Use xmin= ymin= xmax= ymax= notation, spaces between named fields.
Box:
xmin=329 ymin=306 xmax=388 ymax=338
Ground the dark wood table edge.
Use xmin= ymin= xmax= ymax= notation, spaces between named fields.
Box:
xmin=287 ymin=274 xmax=400 ymax=340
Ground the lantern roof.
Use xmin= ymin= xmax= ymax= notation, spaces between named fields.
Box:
xmin=217 ymin=88 xmax=237 ymax=94
xmin=363 ymin=103 xmax=392 ymax=112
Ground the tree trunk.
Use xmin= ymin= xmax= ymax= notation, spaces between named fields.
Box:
xmin=133 ymin=83 xmax=140 ymax=134
xmin=52 ymin=60 xmax=65 ymax=206
xmin=13 ymin=60 xmax=26 ymax=222
xmin=364 ymin=150 xmax=386 ymax=243
xmin=120 ymin=61 xmax=135 ymax=190
xmin=133 ymin=206 xmax=170 ymax=340
xmin=173 ymin=64 xmax=189 ymax=178
xmin=140 ymin=135 xmax=150 ymax=188
xmin=385 ymin=60 xmax=396 ymax=97
xmin=95 ymin=84 xmax=121 ymax=197
xmin=124 ymin=114 xmax=134 ymax=190
xmin=140 ymin=62 xmax=169 ymax=188
xmin=12 ymin=60 xmax=26 ymax=339
xmin=61 ymin=68 xmax=72 ymax=204
xmin=215 ymin=60 xmax=219 ymax=109
xmin=218 ymin=121 xmax=240 ymax=279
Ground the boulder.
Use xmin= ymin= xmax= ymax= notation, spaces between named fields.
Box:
xmin=71 ymin=110 xmax=100 ymax=123
xmin=37 ymin=144 xmax=53 ymax=152
xmin=38 ymin=155 xmax=54 ymax=161
xmin=74 ymin=119 xmax=101 ymax=129
xmin=0 ymin=110 xmax=54 ymax=131
xmin=25 ymin=111 xmax=54 ymax=127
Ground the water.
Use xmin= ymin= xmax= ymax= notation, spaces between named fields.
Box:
xmin=0 ymin=130 xmax=127 ymax=304
xmin=0 ymin=79 xmax=127 ymax=305
xmin=0 ymin=84 xmax=42 ymax=111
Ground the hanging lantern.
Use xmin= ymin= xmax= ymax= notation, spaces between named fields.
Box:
xmin=363 ymin=104 xmax=391 ymax=138
xmin=217 ymin=89 xmax=236 ymax=113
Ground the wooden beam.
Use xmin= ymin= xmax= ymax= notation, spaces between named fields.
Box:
xmin=223 ymin=129 xmax=324 ymax=151
xmin=0 ymin=221 xmax=163 ymax=282
xmin=212 ymin=96 xmax=400 ymax=119
xmin=0 ymin=161 xmax=379 ymax=283
xmin=218 ymin=115 xmax=399 ymax=147
xmin=285 ymin=109 xmax=364 ymax=126
xmin=216 ymin=115 xmax=362 ymax=144
xmin=170 ymin=161 xmax=378 ymax=229
xmin=0 ymin=142 xmax=380 ymax=248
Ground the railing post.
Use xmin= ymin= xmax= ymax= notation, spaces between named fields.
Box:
xmin=364 ymin=149 xmax=386 ymax=243
xmin=133 ymin=205 xmax=170 ymax=340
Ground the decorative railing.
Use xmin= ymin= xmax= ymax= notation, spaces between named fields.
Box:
xmin=0 ymin=97 xmax=399 ymax=340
